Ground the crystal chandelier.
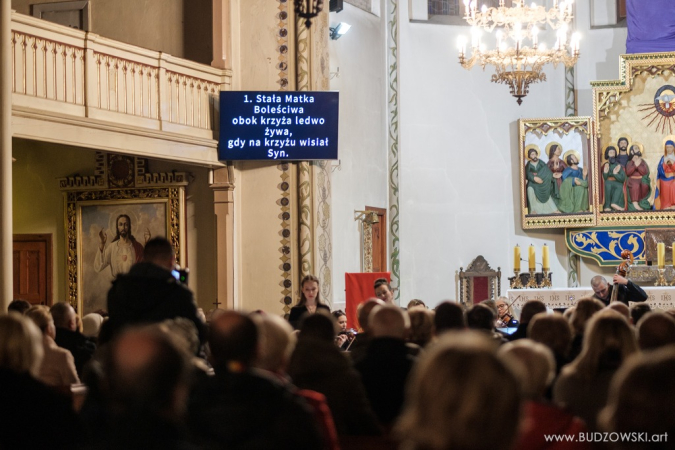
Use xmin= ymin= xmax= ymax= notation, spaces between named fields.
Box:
xmin=457 ymin=0 xmax=580 ymax=105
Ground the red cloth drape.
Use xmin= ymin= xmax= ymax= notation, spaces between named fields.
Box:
xmin=345 ymin=272 xmax=390 ymax=331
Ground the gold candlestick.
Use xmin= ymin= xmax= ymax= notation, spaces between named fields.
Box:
xmin=525 ymin=270 xmax=539 ymax=289
xmin=655 ymin=268 xmax=668 ymax=287
xmin=510 ymin=270 xmax=523 ymax=289
xmin=539 ymin=270 xmax=552 ymax=288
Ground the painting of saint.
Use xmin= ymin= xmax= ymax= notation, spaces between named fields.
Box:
xmin=625 ymin=143 xmax=651 ymax=211
xmin=525 ymin=145 xmax=560 ymax=214
xmin=80 ymin=202 xmax=167 ymax=314
xmin=557 ymin=150 xmax=589 ymax=213
xmin=654 ymin=139 xmax=675 ymax=210
xmin=546 ymin=142 xmax=567 ymax=196
xmin=94 ymin=214 xmax=150 ymax=277
xmin=601 ymin=146 xmax=627 ymax=212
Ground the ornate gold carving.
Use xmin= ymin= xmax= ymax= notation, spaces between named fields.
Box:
xmin=363 ymin=222 xmax=373 ymax=273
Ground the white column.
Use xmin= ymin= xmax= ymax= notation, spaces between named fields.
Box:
xmin=0 ymin=0 xmax=13 ymax=310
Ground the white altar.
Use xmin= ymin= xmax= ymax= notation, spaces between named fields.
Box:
xmin=506 ymin=287 xmax=675 ymax=312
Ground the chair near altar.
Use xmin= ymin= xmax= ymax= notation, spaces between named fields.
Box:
xmin=458 ymin=256 xmax=501 ymax=306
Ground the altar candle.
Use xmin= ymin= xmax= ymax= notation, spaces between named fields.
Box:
xmin=529 ymin=245 xmax=536 ymax=271
xmin=514 ymin=245 xmax=521 ymax=272
xmin=658 ymin=242 xmax=665 ymax=268
xmin=542 ymin=244 xmax=550 ymax=271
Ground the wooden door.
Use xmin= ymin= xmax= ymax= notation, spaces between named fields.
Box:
xmin=366 ymin=207 xmax=387 ymax=273
xmin=13 ymin=234 xmax=52 ymax=306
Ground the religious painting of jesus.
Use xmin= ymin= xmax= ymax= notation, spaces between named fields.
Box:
xmin=79 ymin=201 xmax=168 ymax=315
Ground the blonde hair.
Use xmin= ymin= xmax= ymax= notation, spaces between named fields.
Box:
xmin=528 ymin=313 xmax=572 ymax=357
xmin=25 ymin=305 xmax=52 ymax=334
xmin=565 ymin=311 xmax=637 ymax=380
xmin=499 ymin=339 xmax=555 ymax=399
xmin=0 ymin=313 xmax=44 ymax=376
xmin=396 ymin=331 xmax=521 ymax=450
xmin=255 ymin=314 xmax=296 ymax=373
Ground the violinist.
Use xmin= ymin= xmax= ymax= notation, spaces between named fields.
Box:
xmin=496 ymin=297 xmax=519 ymax=328
xmin=332 ymin=310 xmax=357 ymax=350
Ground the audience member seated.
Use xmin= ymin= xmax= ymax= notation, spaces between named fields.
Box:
xmin=496 ymin=296 xmax=519 ymax=328
xmin=7 ymin=299 xmax=31 ymax=314
xmin=466 ymin=304 xmax=506 ymax=344
xmin=599 ymin=348 xmax=675 ymax=450
xmin=288 ymin=274 xmax=331 ymax=329
xmin=189 ymin=311 xmax=323 ymax=449
xmin=93 ymin=325 xmax=194 ymax=450
xmin=161 ymin=318 xmax=210 ymax=376
xmin=528 ymin=313 xmax=573 ymax=376
xmin=590 ymin=274 xmax=647 ymax=306
xmin=255 ymin=313 xmax=340 ymax=450
xmin=636 ymin=312 xmax=675 ymax=351
xmin=26 ymin=305 xmax=80 ymax=387
xmin=105 ymin=237 xmax=206 ymax=346
xmin=499 ymin=340 xmax=591 ymax=450
xmin=395 ymin=331 xmax=520 ymax=450
xmin=82 ymin=313 xmax=105 ymax=341
xmin=374 ymin=278 xmax=395 ymax=304
xmin=349 ymin=298 xmax=385 ymax=364
xmin=553 ymin=311 xmax=638 ymax=431
xmin=406 ymin=299 xmax=426 ymax=310
xmin=50 ymin=301 xmax=96 ymax=377
xmin=407 ymin=309 xmax=433 ymax=349
xmin=508 ymin=300 xmax=547 ymax=341
xmin=433 ymin=301 xmax=465 ymax=336
xmin=0 ymin=313 xmax=81 ymax=449
xmin=568 ymin=297 xmax=605 ymax=361
xmin=607 ymin=302 xmax=630 ymax=321
xmin=355 ymin=305 xmax=417 ymax=429
xmin=287 ymin=313 xmax=382 ymax=437
xmin=629 ymin=302 xmax=651 ymax=325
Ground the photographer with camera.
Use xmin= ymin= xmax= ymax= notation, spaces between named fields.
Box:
xmin=104 ymin=237 xmax=205 ymax=347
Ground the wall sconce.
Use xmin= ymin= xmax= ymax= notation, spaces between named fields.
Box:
xmin=330 ymin=22 xmax=351 ymax=40
xmin=354 ymin=210 xmax=379 ymax=224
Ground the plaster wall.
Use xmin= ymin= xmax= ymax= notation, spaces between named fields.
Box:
xmin=329 ymin=4 xmax=389 ymax=309
xmin=395 ymin=0 xmax=625 ymax=307
xmin=11 ymin=140 xmax=217 ymax=311
xmin=11 ymin=0 xmax=212 ymax=64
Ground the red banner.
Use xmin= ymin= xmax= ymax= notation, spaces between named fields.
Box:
xmin=345 ymin=272 xmax=390 ymax=331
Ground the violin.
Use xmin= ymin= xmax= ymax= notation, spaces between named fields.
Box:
xmin=498 ymin=313 xmax=514 ymax=327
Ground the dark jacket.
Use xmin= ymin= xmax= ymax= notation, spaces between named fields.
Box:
xmin=288 ymin=304 xmax=331 ymax=329
xmin=54 ymin=327 xmax=96 ymax=377
xmin=287 ymin=337 xmax=381 ymax=436
xmin=354 ymin=337 xmax=416 ymax=427
xmin=188 ymin=368 xmax=323 ymax=450
xmin=0 ymin=368 xmax=81 ymax=449
xmin=106 ymin=262 xmax=205 ymax=344
xmin=595 ymin=280 xmax=648 ymax=306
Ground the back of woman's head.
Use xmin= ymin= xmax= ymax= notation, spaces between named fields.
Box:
xmin=25 ymin=305 xmax=52 ymax=334
xmin=571 ymin=297 xmax=605 ymax=335
xmin=396 ymin=331 xmax=521 ymax=450
xmin=298 ymin=312 xmax=336 ymax=343
xmin=498 ymin=339 xmax=555 ymax=399
xmin=528 ymin=313 xmax=572 ymax=357
xmin=572 ymin=311 xmax=637 ymax=379
xmin=407 ymin=309 xmax=434 ymax=347
xmin=0 ymin=313 xmax=44 ymax=376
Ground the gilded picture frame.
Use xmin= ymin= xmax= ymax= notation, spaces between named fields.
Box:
xmin=593 ymin=52 xmax=675 ymax=226
xmin=519 ymin=116 xmax=597 ymax=229
xmin=65 ymin=187 xmax=185 ymax=315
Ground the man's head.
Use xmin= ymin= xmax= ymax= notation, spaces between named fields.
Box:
xmin=209 ymin=311 xmax=259 ymax=369
xmin=565 ymin=153 xmax=578 ymax=166
xmin=630 ymin=303 xmax=652 ymax=325
xmin=8 ymin=299 xmax=31 ymax=315
xmin=370 ymin=305 xmax=409 ymax=339
xmin=434 ymin=301 xmax=466 ymax=335
xmin=298 ymin=312 xmax=337 ymax=343
xmin=527 ymin=148 xmax=538 ymax=162
xmin=107 ymin=326 xmax=190 ymax=417
xmin=466 ymin=304 xmax=496 ymax=331
xmin=637 ymin=312 xmax=675 ymax=351
xmin=629 ymin=144 xmax=642 ymax=158
xmin=143 ymin=237 xmax=175 ymax=270
xmin=254 ymin=314 xmax=295 ymax=374
xmin=357 ymin=298 xmax=385 ymax=332
xmin=114 ymin=214 xmax=132 ymax=241
xmin=50 ymin=302 xmax=78 ymax=331
xmin=591 ymin=275 xmax=610 ymax=300
xmin=548 ymin=144 xmax=561 ymax=160
xmin=605 ymin=146 xmax=617 ymax=163
xmin=617 ymin=137 xmax=629 ymax=152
